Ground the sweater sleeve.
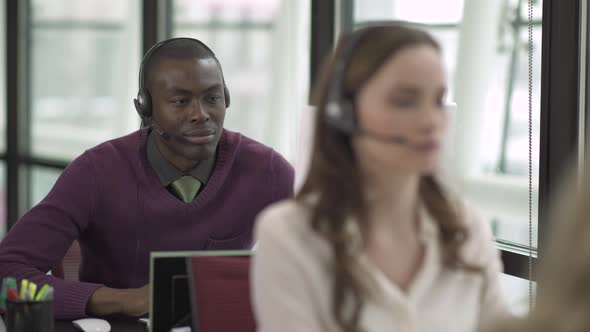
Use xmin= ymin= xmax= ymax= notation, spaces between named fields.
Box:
xmin=270 ymin=150 xmax=295 ymax=202
xmin=251 ymin=205 xmax=324 ymax=332
xmin=0 ymin=152 xmax=103 ymax=319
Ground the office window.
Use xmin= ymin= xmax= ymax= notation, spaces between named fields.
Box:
xmin=355 ymin=0 xmax=464 ymax=23
xmin=30 ymin=166 xmax=61 ymax=208
xmin=172 ymin=0 xmax=311 ymax=162
xmin=354 ymin=0 xmax=462 ymax=98
xmin=500 ymin=274 xmax=535 ymax=316
xmin=0 ymin=0 xmax=5 ymax=154
xmin=0 ymin=0 xmax=5 ymax=236
xmin=29 ymin=0 xmax=141 ymax=161
xmin=354 ymin=0 xmax=541 ymax=248
xmin=0 ymin=162 xmax=5 ymax=237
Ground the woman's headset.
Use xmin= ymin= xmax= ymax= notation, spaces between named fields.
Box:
xmin=323 ymin=23 xmax=448 ymax=146
xmin=324 ymin=26 xmax=379 ymax=134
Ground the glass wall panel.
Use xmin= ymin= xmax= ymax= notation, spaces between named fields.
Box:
xmin=29 ymin=0 xmax=141 ymax=160
xmin=354 ymin=0 xmax=542 ymax=249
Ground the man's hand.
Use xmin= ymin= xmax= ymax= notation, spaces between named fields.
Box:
xmin=87 ymin=284 xmax=149 ymax=317
xmin=120 ymin=285 xmax=149 ymax=316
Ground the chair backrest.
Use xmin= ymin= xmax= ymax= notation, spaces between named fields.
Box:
xmin=52 ymin=241 xmax=81 ymax=280
xmin=187 ymin=255 xmax=255 ymax=332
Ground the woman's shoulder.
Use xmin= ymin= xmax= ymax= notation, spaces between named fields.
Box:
xmin=256 ymin=198 xmax=312 ymax=229
xmin=455 ymin=200 xmax=500 ymax=267
xmin=458 ymin=200 xmax=493 ymax=242
xmin=254 ymin=197 xmax=336 ymax=271
xmin=254 ymin=198 xmax=321 ymax=247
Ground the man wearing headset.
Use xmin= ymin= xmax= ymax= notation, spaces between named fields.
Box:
xmin=0 ymin=38 xmax=294 ymax=319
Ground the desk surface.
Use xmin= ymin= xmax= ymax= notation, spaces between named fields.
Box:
xmin=55 ymin=319 xmax=147 ymax=332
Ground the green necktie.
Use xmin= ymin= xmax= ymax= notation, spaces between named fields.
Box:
xmin=170 ymin=175 xmax=202 ymax=203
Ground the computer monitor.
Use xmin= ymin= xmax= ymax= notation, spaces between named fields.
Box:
xmin=149 ymin=250 xmax=252 ymax=332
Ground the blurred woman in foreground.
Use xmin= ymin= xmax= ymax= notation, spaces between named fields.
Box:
xmin=252 ymin=24 xmax=510 ymax=332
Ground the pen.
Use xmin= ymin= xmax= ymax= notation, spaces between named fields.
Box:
xmin=0 ymin=279 xmax=8 ymax=309
xmin=7 ymin=288 xmax=19 ymax=301
xmin=6 ymin=278 xmax=16 ymax=292
xmin=35 ymin=285 xmax=53 ymax=301
xmin=27 ymin=281 xmax=37 ymax=301
xmin=19 ymin=279 xmax=29 ymax=300
xmin=35 ymin=284 xmax=50 ymax=301
xmin=42 ymin=287 xmax=54 ymax=301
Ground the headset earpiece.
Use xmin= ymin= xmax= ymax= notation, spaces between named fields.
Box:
xmin=325 ymin=99 xmax=355 ymax=133
xmin=134 ymin=88 xmax=152 ymax=119
xmin=323 ymin=29 xmax=374 ymax=134
xmin=223 ymin=85 xmax=231 ymax=108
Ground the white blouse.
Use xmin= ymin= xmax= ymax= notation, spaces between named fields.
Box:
xmin=251 ymin=199 xmax=510 ymax=332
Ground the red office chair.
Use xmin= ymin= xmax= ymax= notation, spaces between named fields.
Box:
xmin=187 ymin=254 xmax=255 ymax=332
xmin=52 ymin=240 xmax=81 ymax=280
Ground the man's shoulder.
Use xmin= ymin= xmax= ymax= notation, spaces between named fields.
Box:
xmin=85 ymin=129 xmax=143 ymax=158
xmin=223 ymin=129 xmax=292 ymax=170
xmin=76 ymin=129 xmax=143 ymax=173
xmin=224 ymin=129 xmax=274 ymax=155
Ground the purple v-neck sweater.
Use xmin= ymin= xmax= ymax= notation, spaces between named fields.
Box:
xmin=0 ymin=128 xmax=294 ymax=319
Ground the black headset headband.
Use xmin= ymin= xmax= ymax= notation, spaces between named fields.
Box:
xmin=138 ymin=37 xmax=220 ymax=93
xmin=324 ymin=26 xmax=385 ymax=133
xmin=326 ymin=27 xmax=375 ymax=107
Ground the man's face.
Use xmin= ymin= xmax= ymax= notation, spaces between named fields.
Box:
xmin=149 ymin=57 xmax=227 ymax=171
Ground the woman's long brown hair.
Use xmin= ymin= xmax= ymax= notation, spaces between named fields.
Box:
xmin=297 ymin=24 xmax=475 ymax=332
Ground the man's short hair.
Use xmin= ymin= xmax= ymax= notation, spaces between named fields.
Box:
xmin=143 ymin=38 xmax=224 ymax=91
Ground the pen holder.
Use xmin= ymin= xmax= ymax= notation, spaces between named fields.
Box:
xmin=5 ymin=299 xmax=53 ymax=332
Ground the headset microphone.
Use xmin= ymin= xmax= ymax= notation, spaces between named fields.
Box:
xmin=357 ymin=129 xmax=408 ymax=145
xmin=151 ymin=124 xmax=171 ymax=140
xmin=326 ymin=99 xmax=409 ymax=145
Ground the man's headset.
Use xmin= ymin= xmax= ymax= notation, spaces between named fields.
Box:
xmin=133 ymin=37 xmax=231 ymax=121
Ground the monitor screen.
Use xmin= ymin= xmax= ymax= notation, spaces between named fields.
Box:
xmin=149 ymin=250 xmax=252 ymax=332
xmin=149 ymin=254 xmax=191 ymax=332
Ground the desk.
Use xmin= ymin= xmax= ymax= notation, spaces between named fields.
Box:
xmin=55 ymin=319 xmax=146 ymax=332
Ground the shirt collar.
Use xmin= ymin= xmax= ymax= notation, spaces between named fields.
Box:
xmin=354 ymin=203 xmax=441 ymax=304
xmin=146 ymin=130 xmax=216 ymax=186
